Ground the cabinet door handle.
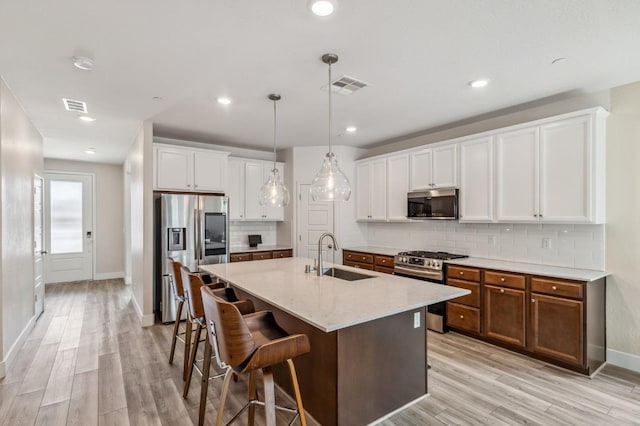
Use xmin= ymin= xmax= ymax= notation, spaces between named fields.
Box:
xmin=240 ymin=214 xmax=243 ymax=218
xmin=194 ymin=184 xmax=198 ymax=188
xmin=539 ymin=214 xmax=543 ymax=218
xmin=500 ymin=288 xmax=505 ymax=293
xmin=533 ymin=213 xmax=538 ymax=217
xmin=531 ymin=298 xmax=536 ymax=303
xmin=187 ymin=184 xmax=191 ymax=187
xmin=460 ymin=315 xmax=464 ymax=319
xmin=551 ymin=285 xmax=557 ymax=290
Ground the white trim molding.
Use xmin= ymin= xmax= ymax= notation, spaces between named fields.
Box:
xmin=94 ymin=272 xmax=125 ymax=280
xmin=130 ymin=289 xmax=155 ymax=328
xmin=607 ymin=348 xmax=640 ymax=373
xmin=0 ymin=315 xmax=36 ymax=378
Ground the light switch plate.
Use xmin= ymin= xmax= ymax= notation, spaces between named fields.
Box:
xmin=413 ymin=312 xmax=421 ymax=328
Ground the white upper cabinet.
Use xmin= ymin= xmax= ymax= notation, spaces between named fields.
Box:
xmin=539 ymin=115 xmax=594 ymax=223
xmin=495 ymin=126 xmax=540 ymax=222
xmin=154 ymin=144 xmax=228 ymax=193
xmin=492 ymin=108 xmax=606 ymax=224
xmin=386 ymin=154 xmax=410 ymax=221
xmin=356 ymin=159 xmax=387 ymax=221
xmin=459 ymin=137 xmax=494 ymax=222
xmin=241 ymin=159 xmax=285 ymax=221
xmin=410 ymin=144 xmax=457 ymax=190
xmin=227 ymin=158 xmax=245 ymax=220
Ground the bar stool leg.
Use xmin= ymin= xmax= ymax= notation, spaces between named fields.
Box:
xmin=169 ymin=300 xmax=184 ymax=364
xmin=216 ymin=368 xmax=234 ymax=426
xmin=262 ymin=367 xmax=276 ymax=426
xmin=183 ymin=323 xmax=202 ymax=398
xmin=198 ymin=339 xmax=212 ymax=426
xmin=183 ymin=316 xmax=193 ymax=380
xmin=247 ymin=370 xmax=258 ymax=426
xmin=286 ymin=359 xmax=307 ymax=426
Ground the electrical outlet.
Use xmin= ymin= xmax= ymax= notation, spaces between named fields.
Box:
xmin=542 ymin=237 xmax=552 ymax=249
xmin=413 ymin=312 xmax=421 ymax=328
xmin=488 ymin=235 xmax=497 ymax=245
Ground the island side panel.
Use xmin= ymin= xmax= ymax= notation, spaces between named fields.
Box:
xmin=337 ymin=307 xmax=428 ymax=426
xmin=234 ymin=288 xmax=339 ymax=426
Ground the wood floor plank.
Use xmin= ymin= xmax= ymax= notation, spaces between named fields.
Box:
xmin=98 ymin=407 xmax=130 ymax=426
xmin=41 ymin=316 xmax=68 ymax=346
xmin=18 ymin=343 xmax=59 ymax=394
xmin=0 ymin=382 xmax=20 ymax=424
xmin=67 ymin=370 xmax=99 ymax=426
xmin=97 ymin=352 xmax=127 ymax=415
xmin=2 ymin=389 xmax=43 ymax=426
xmin=75 ymin=331 xmax=99 ymax=374
xmin=34 ymin=400 xmax=69 ymax=426
xmin=0 ymin=338 xmax=41 ymax=385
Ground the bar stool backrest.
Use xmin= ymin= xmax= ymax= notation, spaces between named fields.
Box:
xmin=182 ymin=267 xmax=206 ymax=320
xmin=201 ymin=286 xmax=256 ymax=368
xmin=167 ymin=257 xmax=185 ymax=298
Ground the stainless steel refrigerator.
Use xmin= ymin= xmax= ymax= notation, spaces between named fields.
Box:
xmin=154 ymin=193 xmax=229 ymax=323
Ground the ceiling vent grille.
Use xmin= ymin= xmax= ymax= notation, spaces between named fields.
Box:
xmin=322 ymin=75 xmax=368 ymax=95
xmin=62 ymin=98 xmax=88 ymax=113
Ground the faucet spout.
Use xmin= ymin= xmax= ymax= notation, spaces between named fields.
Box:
xmin=317 ymin=232 xmax=339 ymax=276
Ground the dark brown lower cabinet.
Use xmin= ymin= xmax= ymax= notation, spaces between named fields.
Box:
xmin=484 ymin=285 xmax=526 ymax=348
xmin=530 ymin=293 xmax=583 ymax=365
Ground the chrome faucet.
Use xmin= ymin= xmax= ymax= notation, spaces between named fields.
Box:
xmin=317 ymin=232 xmax=339 ymax=276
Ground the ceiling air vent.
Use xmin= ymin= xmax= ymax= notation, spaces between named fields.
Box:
xmin=323 ymin=75 xmax=369 ymax=95
xmin=62 ymin=98 xmax=88 ymax=113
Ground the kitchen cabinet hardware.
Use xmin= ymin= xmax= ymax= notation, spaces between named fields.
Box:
xmin=500 ymin=288 xmax=505 ymax=293
xmin=552 ymin=285 xmax=557 ymax=290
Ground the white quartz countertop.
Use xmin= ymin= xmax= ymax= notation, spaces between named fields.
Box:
xmin=445 ymin=257 xmax=608 ymax=282
xmin=230 ymin=245 xmax=292 ymax=254
xmin=343 ymin=246 xmax=403 ymax=256
xmin=200 ymin=257 xmax=469 ymax=332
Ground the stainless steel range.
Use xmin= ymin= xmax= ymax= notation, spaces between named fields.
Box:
xmin=394 ymin=251 xmax=468 ymax=333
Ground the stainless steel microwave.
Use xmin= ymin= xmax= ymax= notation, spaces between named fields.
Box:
xmin=407 ymin=188 xmax=458 ymax=220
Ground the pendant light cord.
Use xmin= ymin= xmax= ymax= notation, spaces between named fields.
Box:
xmin=272 ymin=99 xmax=277 ymax=170
xmin=328 ymin=60 xmax=333 ymax=155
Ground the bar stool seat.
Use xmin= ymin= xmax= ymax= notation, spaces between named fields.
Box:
xmin=201 ymin=286 xmax=310 ymax=426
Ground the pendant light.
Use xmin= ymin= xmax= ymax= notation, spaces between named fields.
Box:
xmin=309 ymin=53 xmax=351 ymax=202
xmin=258 ymin=94 xmax=290 ymax=207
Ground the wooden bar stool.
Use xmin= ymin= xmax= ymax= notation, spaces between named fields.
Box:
xmin=165 ymin=257 xmax=192 ymax=380
xmin=201 ymin=286 xmax=311 ymax=426
xmin=182 ymin=268 xmax=254 ymax=399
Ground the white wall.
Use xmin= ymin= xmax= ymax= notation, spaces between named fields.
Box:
xmin=367 ymin=222 xmax=604 ymax=270
xmin=605 ymin=82 xmax=640 ymax=371
xmin=0 ymin=78 xmax=43 ymax=377
xmin=44 ymin=159 xmax=125 ymax=279
xmin=126 ymin=121 xmax=154 ymax=326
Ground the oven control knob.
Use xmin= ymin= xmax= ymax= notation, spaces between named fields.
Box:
xmin=433 ymin=261 xmax=440 ymax=268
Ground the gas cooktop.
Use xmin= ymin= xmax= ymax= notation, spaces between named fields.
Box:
xmin=396 ymin=251 xmax=468 ymax=260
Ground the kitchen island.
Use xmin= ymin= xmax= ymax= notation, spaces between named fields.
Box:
xmin=200 ymin=257 xmax=469 ymax=425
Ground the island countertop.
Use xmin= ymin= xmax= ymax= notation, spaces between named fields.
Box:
xmin=200 ymin=257 xmax=469 ymax=332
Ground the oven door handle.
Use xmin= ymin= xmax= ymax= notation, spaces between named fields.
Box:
xmin=393 ymin=265 xmax=444 ymax=281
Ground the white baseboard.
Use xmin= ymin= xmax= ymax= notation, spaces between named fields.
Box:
xmin=607 ymin=349 xmax=640 ymax=373
xmin=0 ymin=315 xmax=36 ymax=379
xmin=94 ymin=272 xmax=125 ymax=280
xmin=130 ymin=289 xmax=155 ymax=328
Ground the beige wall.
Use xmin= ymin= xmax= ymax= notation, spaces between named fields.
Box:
xmin=44 ymin=159 xmax=125 ymax=278
xmin=126 ymin=121 xmax=154 ymax=326
xmin=0 ymin=78 xmax=43 ymax=376
xmin=605 ymin=82 xmax=640 ymax=370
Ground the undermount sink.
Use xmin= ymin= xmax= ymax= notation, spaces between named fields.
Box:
xmin=322 ymin=267 xmax=374 ymax=281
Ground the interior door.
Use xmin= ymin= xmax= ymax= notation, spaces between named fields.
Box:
xmin=298 ymin=184 xmax=334 ymax=262
xmin=34 ymin=175 xmax=45 ymax=316
xmin=44 ymin=173 xmax=94 ymax=283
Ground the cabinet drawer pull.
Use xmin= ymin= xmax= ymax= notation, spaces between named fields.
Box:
xmin=459 ymin=271 xmax=464 ymax=275
xmin=381 ymin=259 xmax=386 ymax=263
xmin=362 ymin=256 xmax=366 ymax=260
xmin=500 ymin=277 xmax=505 ymax=282
xmin=531 ymin=298 xmax=536 ymax=303
xmin=533 ymin=213 xmax=537 ymax=217
xmin=552 ymin=285 xmax=557 ymax=290
xmin=500 ymin=288 xmax=505 ymax=293
xmin=460 ymin=315 xmax=464 ymax=319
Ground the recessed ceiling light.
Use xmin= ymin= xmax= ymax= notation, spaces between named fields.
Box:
xmin=79 ymin=116 xmax=96 ymax=122
xmin=346 ymin=126 xmax=357 ymax=133
xmin=72 ymin=56 xmax=94 ymax=71
xmin=217 ymin=97 xmax=232 ymax=105
xmin=469 ymin=79 xmax=490 ymax=88
xmin=84 ymin=148 xmax=96 ymax=155
xmin=308 ymin=0 xmax=337 ymax=16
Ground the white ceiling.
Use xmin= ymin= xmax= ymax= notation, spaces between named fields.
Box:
xmin=1 ymin=0 xmax=639 ymax=164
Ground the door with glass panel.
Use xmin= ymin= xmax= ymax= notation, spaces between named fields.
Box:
xmin=44 ymin=173 xmax=94 ymax=283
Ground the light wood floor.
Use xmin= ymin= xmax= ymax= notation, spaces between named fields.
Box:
xmin=0 ymin=280 xmax=638 ymax=426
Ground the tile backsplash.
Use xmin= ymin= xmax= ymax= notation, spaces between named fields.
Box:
xmin=366 ymin=221 xmax=605 ymax=270
xmin=230 ymin=221 xmax=276 ymax=249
